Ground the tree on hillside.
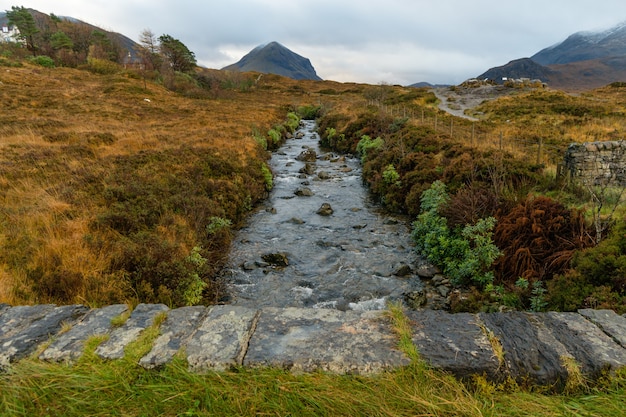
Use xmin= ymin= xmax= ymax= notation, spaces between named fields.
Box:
xmin=6 ymin=6 xmax=39 ymax=54
xmin=88 ymin=29 xmax=120 ymax=61
xmin=158 ymin=34 xmax=196 ymax=73
xmin=136 ymin=28 xmax=162 ymax=71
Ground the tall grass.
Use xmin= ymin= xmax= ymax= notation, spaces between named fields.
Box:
xmin=0 ymin=62 xmax=344 ymax=306
xmin=1 ymin=305 xmax=625 ymax=416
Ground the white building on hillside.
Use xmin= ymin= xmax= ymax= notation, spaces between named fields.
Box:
xmin=0 ymin=22 xmax=21 ymax=43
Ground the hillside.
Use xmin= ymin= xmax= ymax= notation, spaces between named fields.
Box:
xmin=532 ymin=22 xmax=626 ymax=65
xmin=478 ymin=21 xmax=626 ymax=91
xmin=0 ymin=60 xmax=357 ymax=307
xmin=222 ymin=42 xmax=322 ymax=81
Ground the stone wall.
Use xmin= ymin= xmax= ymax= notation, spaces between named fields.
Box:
xmin=564 ymin=140 xmax=626 ymax=185
xmin=2 ymin=303 xmax=626 ymax=388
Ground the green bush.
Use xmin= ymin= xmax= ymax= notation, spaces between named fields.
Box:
xmin=206 ymin=216 xmax=232 ymax=235
xmin=86 ymin=58 xmax=119 ymax=75
xmin=411 ymin=181 xmax=501 ymax=287
xmin=285 ymin=112 xmax=300 ymax=133
xmin=261 ymin=163 xmax=273 ymax=191
xmin=382 ymin=164 xmax=401 ymax=186
xmin=29 ymin=55 xmax=55 ymax=68
xmin=297 ymin=105 xmax=322 ymax=120
xmin=356 ymin=135 xmax=384 ymax=163
xmin=267 ymin=128 xmax=282 ymax=148
xmin=180 ymin=246 xmax=208 ymax=306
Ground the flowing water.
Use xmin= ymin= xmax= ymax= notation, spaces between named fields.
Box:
xmin=224 ymin=120 xmax=424 ymax=310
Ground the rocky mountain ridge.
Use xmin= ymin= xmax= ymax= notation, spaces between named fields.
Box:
xmin=477 ymin=21 xmax=626 ymax=90
xmin=222 ymin=41 xmax=322 ymax=81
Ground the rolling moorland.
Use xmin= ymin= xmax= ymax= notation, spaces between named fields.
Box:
xmin=1 ymin=7 xmax=626 ymax=415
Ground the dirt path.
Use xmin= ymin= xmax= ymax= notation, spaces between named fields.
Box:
xmin=432 ymin=85 xmax=513 ymax=120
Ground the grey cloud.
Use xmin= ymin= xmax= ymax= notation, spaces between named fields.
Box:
xmin=18 ymin=0 xmax=626 ymax=85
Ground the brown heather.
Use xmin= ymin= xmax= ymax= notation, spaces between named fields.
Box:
xmin=0 ymin=64 xmax=362 ymax=306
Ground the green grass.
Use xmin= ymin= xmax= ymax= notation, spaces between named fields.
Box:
xmin=2 ymin=306 xmax=626 ymax=416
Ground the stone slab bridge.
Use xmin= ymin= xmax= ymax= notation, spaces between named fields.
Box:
xmin=1 ymin=303 xmax=626 ymax=386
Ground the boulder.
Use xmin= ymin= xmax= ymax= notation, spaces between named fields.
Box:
xmin=244 ymin=307 xmax=409 ymax=374
xmin=262 ymin=253 xmax=289 ymax=267
xmin=316 ymin=203 xmax=334 ymax=216
xmin=408 ymin=310 xmax=500 ymax=380
xmin=294 ymin=187 xmax=314 ymax=197
xmin=299 ymin=163 xmax=316 ymax=175
xmin=40 ymin=304 xmax=128 ymax=363
xmin=296 ymin=148 xmax=317 ymax=162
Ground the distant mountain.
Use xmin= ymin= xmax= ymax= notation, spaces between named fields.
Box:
xmin=222 ymin=42 xmax=322 ymax=81
xmin=477 ymin=58 xmax=557 ymax=83
xmin=532 ymin=22 xmax=626 ymax=65
xmin=408 ymin=81 xmax=451 ymax=88
xmin=477 ymin=21 xmax=626 ymax=90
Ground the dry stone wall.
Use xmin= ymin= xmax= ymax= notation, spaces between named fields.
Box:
xmin=2 ymin=303 xmax=626 ymax=388
xmin=564 ymin=140 xmax=626 ymax=185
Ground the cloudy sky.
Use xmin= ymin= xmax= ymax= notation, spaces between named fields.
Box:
xmin=6 ymin=1 xmax=626 ymax=85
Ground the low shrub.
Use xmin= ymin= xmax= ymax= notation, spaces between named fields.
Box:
xmin=29 ymin=55 xmax=55 ymax=68
xmin=86 ymin=58 xmax=119 ymax=75
xmin=356 ymin=135 xmax=384 ymax=163
xmin=412 ymin=181 xmax=501 ymax=287
xmin=493 ymin=195 xmax=593 ymax=283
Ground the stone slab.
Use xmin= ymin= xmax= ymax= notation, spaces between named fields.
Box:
xmin=0 ymin=304 xmax=9 ymax=314
xmin=39 ymin=304 xmax=129 ymax=363
xmin=244 ymin=307 xmax=409 ymax=374
xmin=0 ymin=304 xmax=56 ymax=339
xmin=96 ymin=303 xmax=169 ymax=360
xmin=1 ymin=305 xmax=88 ymax=369
xmin=540 ymin=312 xmax=626 ymax=378
xmin=479 ymin=311 xmax=569 ymax=386
xmin=186 ymin=305 xmax=258 ymax=373
xmin=407 ymin=310 xmax=500 ymax=380
xmin=578 ymin=309 xmax=626 ymax=349
xmin=140 ymin=306 xmax=207 ymax=369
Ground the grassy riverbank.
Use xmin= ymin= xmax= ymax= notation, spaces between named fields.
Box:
xmin=1 ymin=305 xmax=625 ymax=416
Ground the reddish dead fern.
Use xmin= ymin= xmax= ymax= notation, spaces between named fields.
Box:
xmin=493 ymin=196 xmax=594 ymax=284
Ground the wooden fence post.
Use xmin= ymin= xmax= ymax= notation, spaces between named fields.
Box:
xmin=471 ymin=122 xmax=475 ymax=146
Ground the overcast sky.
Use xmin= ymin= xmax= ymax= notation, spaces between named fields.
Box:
xmin=6 ymin=1 xmax=626 ymax=85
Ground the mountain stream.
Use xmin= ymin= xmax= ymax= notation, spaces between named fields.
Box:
xmin=224 ymin=120 xmax=424 ymax=310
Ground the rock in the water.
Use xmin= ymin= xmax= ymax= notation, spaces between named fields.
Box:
xmin=294 ymin=187 xmax=314 ymax=197
xmin=296 ymin=148 xmax=317 ymax=162
xmin=295 ymin=132 xmax=305 ymax=139
xmin=316 ymin=203 xmax=334 ymax=216
xmin=299 ymin=163 xmax=316 ymax=175
xmin=437 ymin=285 xmax=450 ymax=298
xmin=404 ymin=290 xmax=427 ymax=309
xmin=393 ymin=264 xmax=412 ymax=277
xmin=416 ymin=265 xmax=440 ymax=279
xmin=317 ymin=171 xmax=331 ymax=180
xmin=242 ymin=261 xmax=257 ymax=271
xmin=262 ymin=253 xmax=289 ymax=267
